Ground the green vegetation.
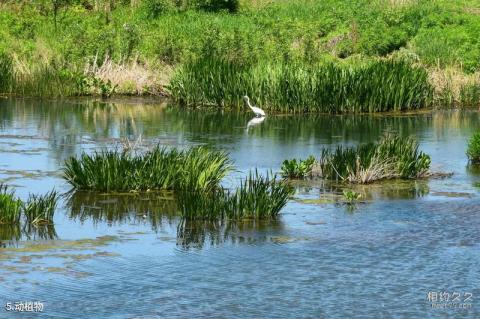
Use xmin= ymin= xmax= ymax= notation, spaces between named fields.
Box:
xmin=24 ymin=191 xmax=59 ymax=225
xmin=170 ymin=59 xmax=433 ymax=112
xmin=179 ymin=171 xmax=294 ymax=220
xmin=63 ymin=146 xmax=232 ymax=192
xmin=466 ymin=132 xmax=480 ymax=164
xmin=0 ymin=184 xmax=22 ymax=224
xmin=342 ymin=189 xmax=362 ymax=203
xmin=0 ymin=184 xmax=59 ymax=226
xmin=0 ymin=0 xmax=479 ymax=110
xmin=281 ymin=156 xmax=315 ymax=178
xmin=64 ymin=146 xmax=293 ymax=220
xmin=283 ymin=134 xmax=431 ymax=183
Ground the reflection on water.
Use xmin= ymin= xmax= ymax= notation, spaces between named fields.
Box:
xmin=66 ymin=192 xmax=285 ymax=249
xmin=1 ymin=98 xmax=480 ymax=318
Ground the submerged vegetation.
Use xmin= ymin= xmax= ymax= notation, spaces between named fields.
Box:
xmin=282 ymin=134 xmax=431 ymax=183
xmin=466 ymin=132 xmax=480 ymax=164
xmin=0 ymin=0 xmax=479 ymax=109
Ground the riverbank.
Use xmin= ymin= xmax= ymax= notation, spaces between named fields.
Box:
xmin=0 ymin=0 xmax=479 ymax=111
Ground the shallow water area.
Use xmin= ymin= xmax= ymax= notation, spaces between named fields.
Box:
xmin=0 ymin=98 xmax=479 ymax=318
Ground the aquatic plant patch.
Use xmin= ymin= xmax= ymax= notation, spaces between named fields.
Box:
xmin=63 ymin=146 xmax=233 ymax=192
xmin=466 ymin=132 xmax=480 ymax=164
xmin=178 ymin=171 xmax=294 ymax=220
xmin=24 ymin=190 xmax=59 ymax=226
xmin=0 ymin=184 xmax=22 ymax=224
xmin=281 ymin=156 xmax=315 ymax=178
xmin=283 ymin=134 xmax=431 ymax=184
xmin=0 ymin=184 xmax=59 ymax=227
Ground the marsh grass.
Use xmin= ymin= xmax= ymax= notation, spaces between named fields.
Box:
xmin=0 ymin=184 xmax=22 ymax=224
xmin=466 ymin=132 xmax=480 ymax=164
xmin=179 ymin=171 xmax=294 ymax=220
xmin=63 ymin=146 xmax=233 ymax=192
xmin=293 ymin=134 xmax=431 ymax=183
xmin=169 ymin=58 xmax=433 ymax=113
xmin=0 ymin=55 xmax=85 ymax=97
xmin=24 ymin=190 xmax=59 ymax=225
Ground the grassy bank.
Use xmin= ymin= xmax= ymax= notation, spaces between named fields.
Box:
xmin=0 ymin=0 xmax=479 ymax=109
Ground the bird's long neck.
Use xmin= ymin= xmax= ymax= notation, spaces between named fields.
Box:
xmin=245 ymin=99 xmax=253 ymax=110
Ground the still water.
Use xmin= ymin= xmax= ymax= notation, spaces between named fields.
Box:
xmin=0 ymin=98 xmax=479 ymax=318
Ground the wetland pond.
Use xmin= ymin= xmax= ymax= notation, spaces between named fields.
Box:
xmin=0 ymin=98 xmax=479 ymax=318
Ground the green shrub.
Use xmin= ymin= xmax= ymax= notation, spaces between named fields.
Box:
xmin=467 ymin=132 xmax=480 ymax=164
xmin=196 ymin=0 xmax=239 ymax=13
xmin=142 ymin=0 xmax=174 ymax=18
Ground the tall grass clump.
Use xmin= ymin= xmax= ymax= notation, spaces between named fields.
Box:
xmin=466 ymin=132 xmax=480 ymax=164
xmin=0 ymin=53 xmax=13 ymax=93
xmin=169 ymin=58 xmax=433 ymax=113
xmin=63 ymin=146 xmax=232 ymax=192
xmin=23 ymin=190 xmax=59 ymax=225
xmin=179 ymin=171 xmax=294 ymax=220
xmin=0 ymin=184 xmax=22 ymax=224
xmin=284 ymin=134 xmax=431 ymax=183
xmin=0 ymin=53 xmax=87 ymax=97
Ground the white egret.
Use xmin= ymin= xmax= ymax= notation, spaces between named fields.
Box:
xmin=243 ymin=96 xmax=266 ymax=117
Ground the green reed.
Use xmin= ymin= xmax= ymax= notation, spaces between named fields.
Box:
xmin=63 ymin=146 xmax=233 ymax=192
xmin=23 ymin=190 xmax=59 ymax=225
xmin=0 ymin=184 xmax=22 ymax=224
xmin=466 ymin=132 xmax=480 ymax=164
xmin=0 ymin=54 xmax=85 ymax=97
xmin=169 ymin=58 xmax=434 ymax=113
xmin=284 ymin=134 xmax=431 ymax=183
xmin=179 ymin=171 xmax=294 ymax=220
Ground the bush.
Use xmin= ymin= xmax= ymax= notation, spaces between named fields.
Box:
xmin=467 ymin=132 xmax=480 ymax=164
xmin=196 ymin=0 xmax=239 ymax=13
xmin=142 ymin=0 xmax=174 ymax=18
